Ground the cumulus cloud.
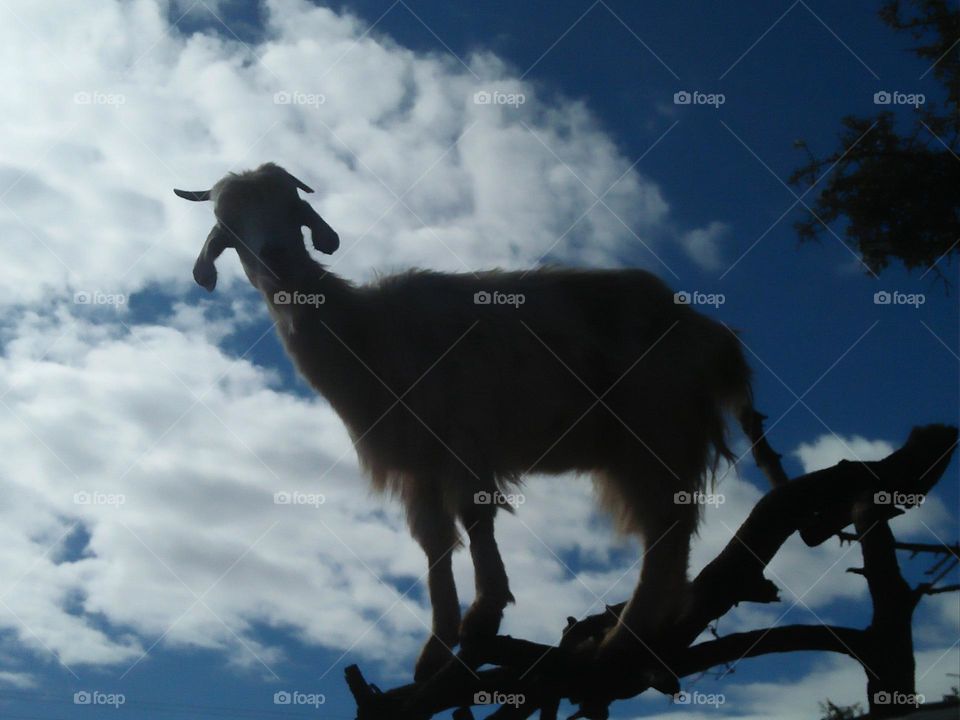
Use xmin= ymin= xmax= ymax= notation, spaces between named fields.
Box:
xmin=0 ymin=0 xmax=720 ymax=311
xmin=0 ymin=671 xmax=38 ymax=689
xmin=0 ymin=305 xmax=418 ymax=674
xmin=793 ymin=433 xmax=895 ymax=472
xmin=626 ymin=645 xmax=959 ymax=720
xmin=0 ymin=304 xmax=663 ymax=682
xmin=678 ymin=220 xmax=729 ymax=271
xmin=793 ymin=432 xmax=951 ymax=540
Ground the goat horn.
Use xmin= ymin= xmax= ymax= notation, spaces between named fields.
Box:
xmin=174 ymin=188 xmax=211 ymax=201
xmin=280 ymin=169 xmax=314 ymax=194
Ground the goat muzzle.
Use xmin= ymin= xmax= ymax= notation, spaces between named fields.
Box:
xmin=300 ymin=199 xmax=339 ymax=254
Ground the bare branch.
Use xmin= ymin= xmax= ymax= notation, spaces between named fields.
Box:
xmin=838 ymin=532 xmax=959 ymax=557
xmin=738 ymin=407 xmax=789 ymax=488
xmin=344 ymin=424 xmax=958 ymax=720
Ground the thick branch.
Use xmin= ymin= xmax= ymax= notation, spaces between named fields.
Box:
xmin=346 ymin=625 xmax=866 ymax=719
xmin=738 ymin=408 xmax=789 ymax=488
xmin=837 ymin=531 xmax=959 ymax=557
xmin=678 ymin=425 xmax=956 ymax=650
xmin=345 ymin=424 xmax=957 ymax=719
xmin=799 ymin=424 xmax=958 ymax=546
xmin=676 ymin=624 xmax=864 ymax=675
xmin=854 ymin=502 xmax=917 ymax=719
xmin=922 ymin=584 xmax=960 ymax=595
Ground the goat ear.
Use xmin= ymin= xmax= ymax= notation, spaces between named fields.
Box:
xmin=299 ymin=200 xmax=339 ymax=255
xmin=193 ymin=224 xmax=229 ymax=291
xmin=174 ymin=188 xmax=212 ymax=201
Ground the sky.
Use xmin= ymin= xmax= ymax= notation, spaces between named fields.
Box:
xmin=0 ymin=0 xmax=957 ymax=718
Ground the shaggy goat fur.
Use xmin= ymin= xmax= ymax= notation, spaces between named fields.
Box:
xmin=176 ymin=163 xmax=753 ymax=678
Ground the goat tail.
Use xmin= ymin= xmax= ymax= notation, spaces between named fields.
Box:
xmin=703 ymin=325 xmax=754 ymax=486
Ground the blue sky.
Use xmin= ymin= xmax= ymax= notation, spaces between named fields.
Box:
xmin=0 ymin=1 xmax=956 ymax=719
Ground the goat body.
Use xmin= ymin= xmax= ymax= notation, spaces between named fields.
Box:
xmin=272 ymin=264 xmax=746 ymax=525
xmin=176 ymin=163 xmax=753 ymax=680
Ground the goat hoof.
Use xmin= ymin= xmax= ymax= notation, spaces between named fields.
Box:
xmin=595 ymin=628 xmax=679 ymax=696
xmin=414 ymin=636 xmax=456 ymax=681
xmin=459 ymin=599 xmax=506 ymax=648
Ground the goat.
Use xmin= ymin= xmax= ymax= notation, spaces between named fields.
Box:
xmin=175 ymin=163 xmax=753 ymax=681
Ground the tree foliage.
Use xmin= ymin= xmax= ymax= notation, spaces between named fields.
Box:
xmin=818 ymin=699 xmax=864 ymax=720
xmin=790 ymin=1 xmax=959 ymax=277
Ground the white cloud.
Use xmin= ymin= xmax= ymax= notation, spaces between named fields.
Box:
xmin=793 ymin=433 xmax=952 ymax=540
xmin=0 ymin=306 xmax=422 ymax=673
xmin=0 ymin=305 xmax=660 ymax=680
xmin=0 ymin=0 xmax=721 ymax=311
xmin=794 ymin=433 xmax=895 ymax=472
xmin=628 ymin=645 xmax=960 ymax=720
xmin=0 ymin=670 xmax=39 ymax=689
xmin=679 ymin=220 xmax=729 ymax=271
xmin=0 ymin=0 xmax=726 ymax=678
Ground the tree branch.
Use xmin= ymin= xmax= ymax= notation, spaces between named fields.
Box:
xmin=738 ymin=407 xmax=790 ymax=488
xmin=838 ymin=531 xmax=959 ymax=557
xmin=344 ymin=424 xmax=958 ymax=719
